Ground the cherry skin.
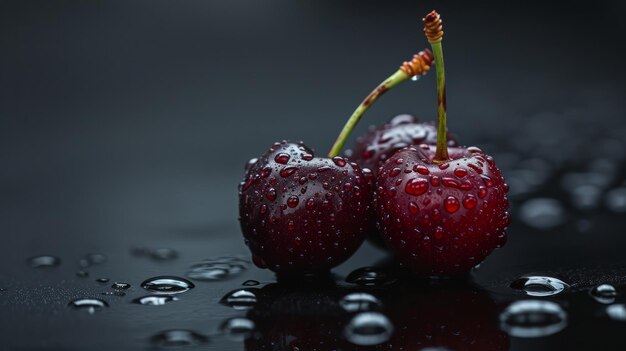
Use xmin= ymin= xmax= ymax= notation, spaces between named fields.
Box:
xmin=239 ymin=141 xmax=372 ymax=274
xmin=350 ymin=114 xmax=458 ymax=175
xmin=375 ymin=144 xmax=510 ymax=275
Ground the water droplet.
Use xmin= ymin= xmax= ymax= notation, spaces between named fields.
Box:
xmin=221 ymin=317 xmax=256 ymax=341
xmin=408 ymin=201 xmax=419 ymax=214
xmin=340 ymin=293 xmax=382 ymax=312
xmin=76 ymin=270 xmax=89 ymax=277
xmin=332 ymin=157 xmax=347 ymax=167
xmin=150 ymin=330 xmax=208 ymax=347
xmin=411 ymin=74 xmax=421 ymax=81
xmin=186 ymin=257 xmax=249 ymax=281
xmin=405 ymin=178 xmax=429 ymax=196
xmin=346 ymin=267 xmax=395 ymax=286
xmin=287 ymin=195 xmax=299 ymax=208
xmin=280 ymin=166 xmax=297 ymax=177
xmin=389 ymin=168 xmax=401 ymax=177
xmin=462 ymin=194 xmax=477 ymax=209
xmin=413 ymin=164 xmax=430 ymax=175
xmin=29 ymin=255 xmax=61 ymax=268
xmin=112 ymin=282 xmax=131 ymax=290
xmin=606 ymin=304 xmax=626 ymax=321
xmin=519 ymin=198 xmax=566 ymax=229
xmin=220 ymin=289 xmax=257 ymax=311
xmin=68 ymin=298 xmax=108 ymax=314
xmin=444 ymin=196 xmax=460 ymax=213
xmin=454 ymin=168 xmax=467 ymax=177
xmin=302 ymin=153 xmax=314 ymax=161
xmin=79 ymin=253 xmax=107 ymax=268
xmin=141 ymin=276 xmax=194 ymax=294
xmin=260 ymin=166 xmax=272 ymax=178
xmin=96 ymin=278 xmax=110 ymax=283
xmin=266 ymin=188 xmax=277 ymax=201
xmin=590 ymin=284 xmax=618 ymax=304
xmin=481 ymin=175 xmax=494 ymax=187
xmin=259 ymin=204 xmax=268 ymax=215
xmin=242 ymin=280 xmax=260 ymax=286
xmin=133 ymin=295 xmax=178 ymax=306
xmin=478 ymin=186 xmax=488 ymax=199
xmin=274 ymin=153 xmax=290 ymax=164
xmin=571 ymin=185 xmax=602 ymax=210
xmin=438 ymin=163 xmax=450 ymax=170
xmin=467 ymin=146 xmax=482 ymax=153
xmin=305 ymin=198 xmax=315 ymax=209
xmin=102 ymin=291 xmax=126 ymax=297
xmin=510 ymin=275 xmax=569 ymax=296
xmin=441 ymin=177 xmax=460 ymax=188
xmin=500 ymin=300 xmax=567 ymax=338
xmin=606 ymin=187 xmax=626 ymax=213
xmin=150 ymin=248 xmax=178 ymax=261
xmin=344 ymin=312 xmax=393 ymax=346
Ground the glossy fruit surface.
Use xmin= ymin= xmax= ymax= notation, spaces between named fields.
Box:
xmin=375 ymin=144 xmax=510 ymax=275
xmin=239 ymin=141 xmax=372 ymax=274
xmin=351 ymin=114 xmax=458 ymax=174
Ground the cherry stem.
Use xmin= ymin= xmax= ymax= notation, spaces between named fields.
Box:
xmin=423 ymin=10 xmax=449 ymax=163
xmin=328 ymin=50 xmax=434 ymax=158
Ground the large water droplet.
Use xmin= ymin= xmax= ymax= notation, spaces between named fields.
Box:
xmin=344 ymin=312 xmax=393 ymax=346
xmin=220 ymin=289 xmax=257 ymax=310
xmin=606 ymin=304 xmax=626 ymax=321
xmin=186 ymin=256 xmax=249 ymax=281
xmin=220 ymin=317 xmax=256 ymax=341
xmin=405 ymin=178 xmax=429 ymax=196
xmin=133 ymin=295 xmax=178 ymax=306
xmin=510 ymin=275 xmax=569 ymax=297
xmin=68 ymin=298 xmax=108 ymax=314
xmin=29 ymin=255 xmax=61 ymax=268
xmin=590 ymin=284 xmax=618 ymax=304
xmin=499 ymin=300 xmax=567 ymax=338
xmin=444 ymin=196 xmax=460 ymax=213
xmin=274 ymin=153 xmax=290 ymax=164
xmin=519 ymin=198 xmax=566 ymax=229
xmin=339 ymin=293 xmax=382 ymax=312
xmin=346 ymin=267 xmax=396 ymax=286
xmin=141 ymin=276 xmax=194 ymax=294
xmin=150 ymin=330 xmax=208 ymax=347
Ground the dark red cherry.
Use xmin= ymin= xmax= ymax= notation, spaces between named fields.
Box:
xmin=375 ymin=145 xmax=510 ymax=275
xmin=239 ymin=141 xmax=372 ymax=274
xmin=351 ymin=114 xmax=458 ymax=175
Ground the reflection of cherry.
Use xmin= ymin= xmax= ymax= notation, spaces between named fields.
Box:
xmin=383 ymin=284 xmax=510 ymax=351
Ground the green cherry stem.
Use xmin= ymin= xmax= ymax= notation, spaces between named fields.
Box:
xmin=423 ymin=10 xmax=449 ymax=163
xmin=328 ymin=49 xmax=434 ymax=158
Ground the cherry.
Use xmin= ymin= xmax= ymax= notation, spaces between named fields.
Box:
xmin=374 ymin=11 xmax=510 ymax=275
xmin=350 ymin=114 xmax=458 ymax=175
xmin=239 ymin=141 xmax=372 ymax=274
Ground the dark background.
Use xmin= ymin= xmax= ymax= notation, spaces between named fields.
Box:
xmin=1 ymin=1 xmax=626 ymax=350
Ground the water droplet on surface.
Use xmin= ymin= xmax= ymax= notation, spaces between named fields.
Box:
xmin=405 ymin=178 xmax=429 ymax=196
xmin=287 ymin=195 xmax=299 ymax=208
xmin=499 ymin=300 xmax=567 ymax=338
xmin=340 ymin=293 xmax=382 ymax=312
xmin=220 ymin=289 xmax=257 ymax=310
xmin=344 ymin=312 xmax=393 ymax=346
xmin=102 ymin=291 xmax=126 ymax=297
xmin=274 ymin=153 xmax=290 ymax=164
xmin=590 ymin=284 xmax=618 ymax=304
xmin=242 ymin=280 xmax=260 ymax=286
xmin=76 ymin=270 xmax=89 ymax=277
xmin=454 ymin=168 xmax=467 ymax=177
xmin=112 ymin=282 xmax=131 ymax=290
xmin=220 ymin=317 xmax=256 ymax=341
xmin=346 ymin=267 xmax=396 ymax=286
xmin=519 ymin=198 xmax=566 ymax=229
xmin=141 ymin=276 xmax=194 ymax=294
xmin=186 ymin=257 xmax=249 ymax=281
xmin=96 ymin=278 xmax=110 ymax=283
xmin=606 ymin=187 xmax=626 ymax=213
xmin=408 ymin=201 xmax=419 ymax=214
xmin=68 ymin=298 xmax=108 ymax=314
xmin=150 ymin=330 xmax=208 ymax=347
xmin=510 ymin=275 xmax=569 ymax=296
xmin=606 ymin=304 xmax=626 ymax=321
xmin=413 ymin=164 xmax=430 ymax=175
xmin=462 ymin=194 xmax=477 ymax=209
xmin=29 ymin=255 xmax=61 ymax=268
xmin=150 ymin=248 xmax=178 ymax=261
xmin=444 ymin=196 xmax=460 ymax=213
xmin=133 ymin=295 xmax=178 ymax=306
xmin=266 ymin=188 xmax=277 ymax=201
xmin=332 ymin=157 xmax=347 ymax=167
xmin=411 ymin=74 xmax=421 ymax=81
xmin=302 ymin=153 xmax=314 ymax=161
xmin=280 ymin=166 xmax=297 ymax=177
xmin=389 ymin=168 xmax=401 ymax=177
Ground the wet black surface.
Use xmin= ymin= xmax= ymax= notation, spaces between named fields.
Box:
xmin=2 ymin=1 xmax=626 ymax=350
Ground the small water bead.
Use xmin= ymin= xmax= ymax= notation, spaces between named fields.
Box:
xmin=430 ymin=175 xmax=440 ymax=186
xmin=389 ymin=168 xmax=401 ymax=177
xmin=280 ymin=166 xmax=297 ymax=177
xmin=340 ymin=293 xmax=382 ymax=312
xmin=408 ymin=202 xmax=419 ymax=214
xmin=444 ymin=196 xmax=460 ymax=213
xmin=287 ymin=195 xmax=299 ymax=208
xmin=102 ymin=291 xmax=126 ymax=297
xmin=186 ymin=256 xmax=249 ymax=281
xmin=510 ymin=275 xmax=569 ymax=297
xmin=462 ymin=194 xmax=477 ymax=209
xmin=221 ymin=317 xmax=256 ymax=341
xmin=260 ymin=166 xmax=272 ymax=178
xmin=259 ymin=204 xmax=268 ymax=214
xmin=413 ymin=164 xmax=429 ymax=175
xmin=344 ymin=312 xmax=393 ymax=346
xmin=302 ymin=153 xmax=314 ymax=161
xmin=519 ymin=198 xmax=566 ymax=229
xmin=499 ymin=300 xmax=567 ymax=338
xmin=332 ymin=157 xmax=347 ymax=167
xmin=266 ymin=188 xmax=277 ymax=201
xmin=29 ymin=255 xmax=61 ymax=268
xmin=454 ymin=168 xmax=467 ymax=177
xmin=150 ymin=248 xmax=178 ymax=261
xmin=405 ymin=178 xmax=429 ymax=196
xmin=590 ymin=284 xmax=618 ymax=304
xmin=150 ymin=330 xmax=208 ymax=347
xmin=441 ymin=177 xmax=460 ymax=188
xmin=141 ymin=276 xmax=194 ymax=294
xmin=438 ymin=163 xmax=450 ymax=170
xmin=306 ymin=198 xmax=315 ymax=209
xmin=274 ymin=153 xmax=290 ymax=164
xmin=96 ymin=278 xmax=110 ymax=283
xmin=478 ymin=186 xmax=488 ymax=199
xmin=68 ymin=298 xmax=108 ymax=314
xmin=220 ymin=289 xmax=258 ymax=311
xmin=112 ymin=282 xmax=131 ymax=290
xmin=606 ymin=187 xmax=626 ymax=213
xmin=606 ymin=304 xmax=626 ymax=321
xmin=242 ymin=280 xmax=260 ymax=286
xmin=481 ymin=175 xmax=494 ymax=187
xmin=133 ymin=295 xmax=178 ymax=306
xmin=346 ymin=267 xmax=396 ymax=286
xmin=76 ymin=270 xmax=89 ymax=278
